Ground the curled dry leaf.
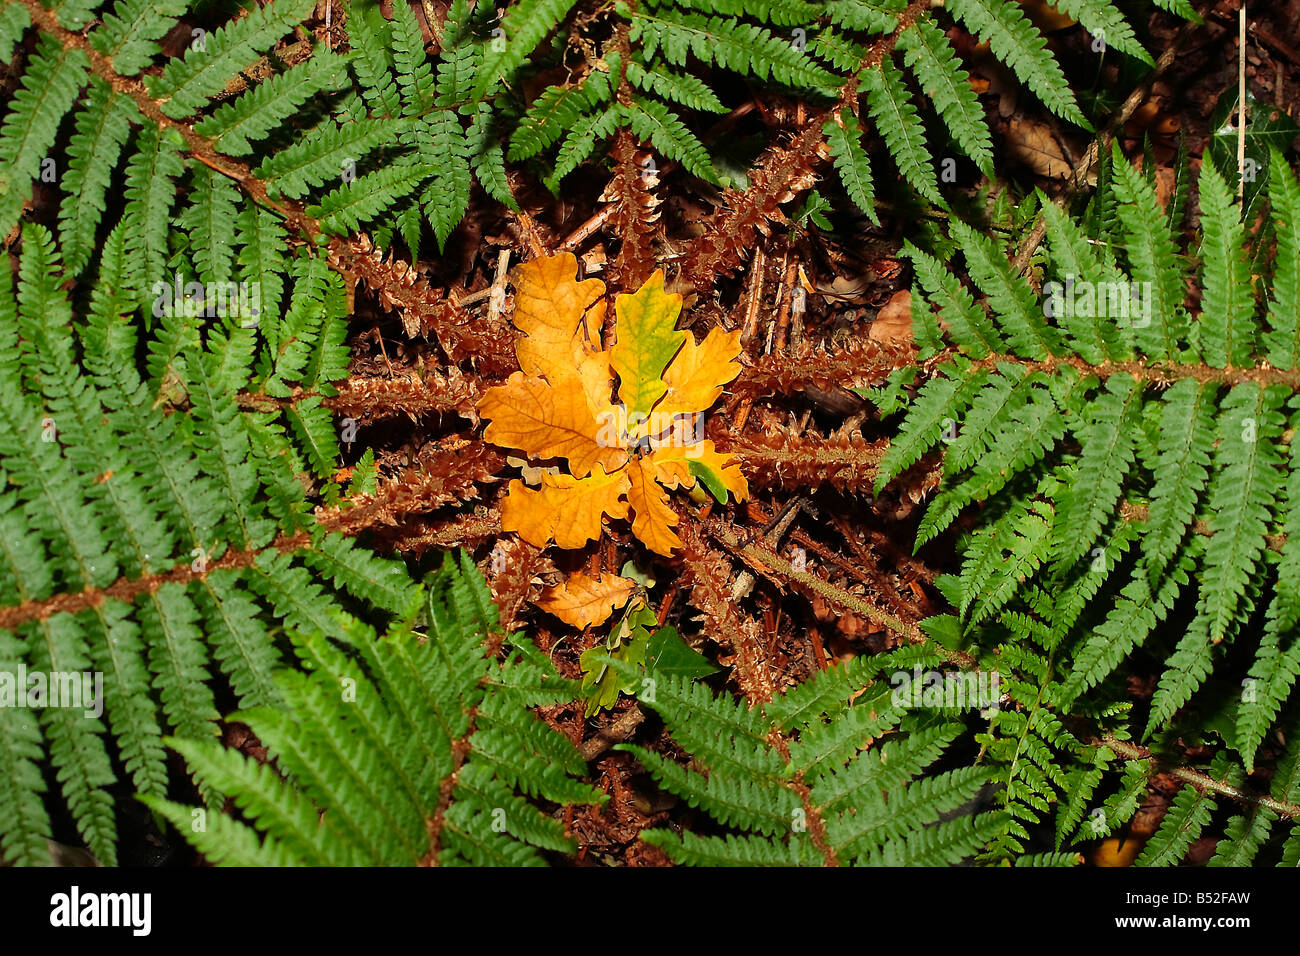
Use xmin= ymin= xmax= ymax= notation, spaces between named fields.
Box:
xmin=536 ymin=572 xmax=639 ymax=629
xmin=869 ymin=290 xmax=914 ymax=347
xmin=1005 ymin=117 xmax=1073 ymax=180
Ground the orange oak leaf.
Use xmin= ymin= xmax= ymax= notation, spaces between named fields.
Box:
xmin=574 ymin=348 xmax=616 ymax=420
xmin=479 ymin=253 xmax=749 ymax=556
xmin=478 ymin=371 xmax=627 ymax=478
xmin=642 ymin=444 xmax=694 ymax=490
xmin=500 ymin=468 xmax=631 ymax=550
xmin=536 ymin=572 xmax=638 ymax=628
xmin=511 ymin=252 xmax=606 ymax=384
xmin=658 ymin=326 xmax=742 ymax=418
xmin=625 ymin=454 xmax=684 ymax=556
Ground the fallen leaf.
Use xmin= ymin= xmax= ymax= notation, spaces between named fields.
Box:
xmin=1006 ymin=117 xmax=1072 ymax=179
xmin=479 ymin=253 xmax=748 ymax=556
xmin=683 ymin=440 xmax=749 ymax=504
xmin=537 ymin=572 xmax=638 ymax=628
xmin=657 ymin=326 xmax=742 ymax=418
xmin=610 ymin=270 xmax=688 ymax=425
xmin=625 ymin=454 xmax=684 ymax=556
xmin=511 ymin=252 xmax=606 ymax=384
xmin=1092 ymin=837 xmax=1143 ymax=867
xmin=500 ymin=468 xmax=631 ymax=549
xmin=479 ymin=371 xmax=627 ymax=479
xmin=869 ymin=289 xmax=914 ymax=347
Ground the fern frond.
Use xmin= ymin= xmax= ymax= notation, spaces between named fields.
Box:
xmin=619 ymin=658 xmax=996 ymax=866
xmin=90 ymin=0 xmax=187 ymax=76
xmin=631 ymin=9 xmax=840 ymax=96
xmin=158 ymin=555 xmax=602 ymax=866
xmin=897 ymin=17 xmax=993 ymax=175
xmin=1196 ymin=162 xmax=1256 ymax=368
xmin=194 ymin=50 xmax=351 ymax=156
xmin=863 ymin=56 xmax=941 ymax=206
xmin=0 ymin=33 xmax=88 ymax=239
xmin=823 ymin=109 xmax=877 ymax=224
xmin=146 ymin=0 xmax=317 ymax=118
xmin=58 ymin=79 xmax=137 ymax=276
xmin=946 ymin=0 xmax=1088 ymax=128
xmin=627 ymin=59 xmax=726 ymax=113
xmin=307 ymin=163 xmax=434 ymax=235
xmin=623 ymin=95 xmax=717 ymax=184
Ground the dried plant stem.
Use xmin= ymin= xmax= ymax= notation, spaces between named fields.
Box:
xmin=707 ymin=520 xmax=976 ymax=669
xmin=1100 ymin=736 xmax=1300 ymax=821
xmin=1011 ymin=33 xmax=1189 ymax=276
xmin=1238 ymin=4 xmax=1248 ymax=200
xmin=957 ymin=350 xmax=1300 ymax=391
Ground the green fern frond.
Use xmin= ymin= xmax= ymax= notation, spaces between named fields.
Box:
xmin=897 ymin=17 xmax=993 ymax=176
xmin=946 ymin=0 xmax=1088 ymax=128
xmin=895 ymin=147 xmax=1300 ymax=799
xmin=0 ymin=32 xmax=88 ymax=239
xmin=146 ymin=0 xmax=317 ymax=118
xmin=863 ymin=56 xmax=942 ymax=206
xmin=148 ymin=554 xmax=603 ymax=866
xmin=90 ymin=0 xmax=187 ymax=77
xmin=823 ymin=109 xmax=877 ymax=224
xmin=614 ymin=659 xmax=998 ymax=866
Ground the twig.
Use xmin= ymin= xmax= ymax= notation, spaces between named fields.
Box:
xmin=1238 ymin=3 xmax=1248 ymax=200
xmin=1011 ymin=32 xmax=1190 ymax=276
xmin=580 ymin=706 xmax=646 ymax=761
xmin=487 ymin=248 xmax=511 ymax=324
xmin=1100 ymin=736 xmax=1300 ymax=821
xmin=708 ymin=519 xmax=976 ymax=668
xmin=730 ymin=497 xmax=805 ymax=600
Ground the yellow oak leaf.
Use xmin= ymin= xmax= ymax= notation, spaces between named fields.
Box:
xmin=658 ymin=326 xmax=742 ymax=418
xmin=511 ymin=253 xmax=605 ymax=384
xmin=500 ymin=468 xmax=631 ymax=550
xmin=610 ymin=270 xmax=687 ymax=427
xmin=479 ymin=371 xmax=627 ymax=478
xmin=684 ymin=439 xmax=749 ymax=503
xmin=480 ymin=253 xmax=748 ymax=556
xmin=642 ymin=444 xmax=695 ymax=490
xmin=536 ymin=572 xmax=638 ymax=629
xmin=625 ymin=454 xmax=684 ymax=555
xmin=575 ymin=348 xmax=616 ymax=421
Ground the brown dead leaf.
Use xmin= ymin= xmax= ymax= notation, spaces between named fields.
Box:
xmin=1006 ymin=117 xmax=1073 ymax=179
xmin=869 ymin=290 xmax=913 ymax=347
xmin=815 ymin=274 xmax=871 ymax=305
xmin=537 ymin=572 xmax=638 ymax=629
xmin=1019 ymin=0 xmax=1077 ymax=31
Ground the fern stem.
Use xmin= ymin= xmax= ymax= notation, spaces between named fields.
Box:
xmin=706 ymin=518 xmax=978 ymax=669
xmin=677 ymin=520 xmax=778 ymax=703
xmin=949 ymin=349 xmax=1300 ymax=391
xmin=725 ymin=430 xmax=889 ymax=494
xmin=1101 ymin=736 xmax=1300 ymax=821
xmin=19 ymin=0 xmax=484 ymax=363
xmin=766 ymin=730 xmax=840 ymax=867
xmin=0 ymin=443 xmax=504 ymax=631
